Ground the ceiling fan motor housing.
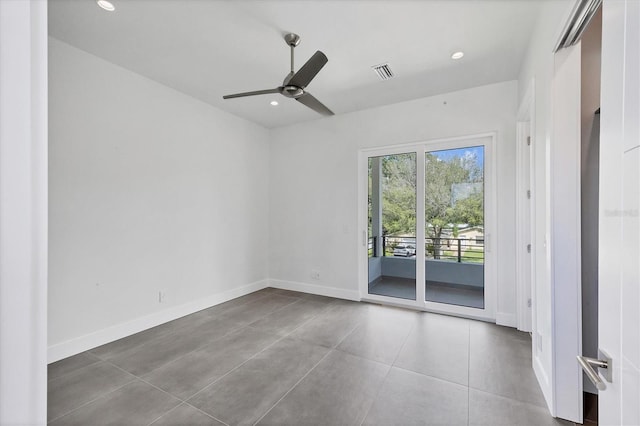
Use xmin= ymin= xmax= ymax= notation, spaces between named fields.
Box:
xmin=282 ymin=85 xmax=304 ymax=98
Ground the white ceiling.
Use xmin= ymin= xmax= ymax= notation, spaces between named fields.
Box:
xmin=49 ymin=0 xmax=545 ymax=128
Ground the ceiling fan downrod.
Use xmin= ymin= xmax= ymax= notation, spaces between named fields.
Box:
xmin=285 ymin=33 xmax=300 ymax=73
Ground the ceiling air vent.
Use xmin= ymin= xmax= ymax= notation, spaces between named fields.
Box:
xmin=372 ymin=63 xmax=394 ymax=81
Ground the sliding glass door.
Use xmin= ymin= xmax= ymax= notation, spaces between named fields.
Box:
xmin=424 ymin=146 xmax=485 ymax=309
xmin=367 ymin=153 xmax=417 ymax=300
xmin=360 ymin=136 xmax=494 ymax=319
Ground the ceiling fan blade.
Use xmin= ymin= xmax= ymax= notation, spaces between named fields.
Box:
xmin=289 ymin=51 xmax=328 ymax=89
xmin=296 ymin=92 xmax=334 ymax=116
xmin=223 ymin=88 xmax=281 ymax=99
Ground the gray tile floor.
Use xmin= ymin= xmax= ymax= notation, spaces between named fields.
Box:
xmin=48 ymin=288 xmax=573 ymax=425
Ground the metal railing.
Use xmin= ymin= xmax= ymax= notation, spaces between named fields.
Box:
xmin=368 ymin=235 xmax=484 ymax=263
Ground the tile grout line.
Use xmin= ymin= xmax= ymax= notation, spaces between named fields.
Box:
xmin=356 ymin=314 xmax=419 ymax=426
xmin=245 ymin=298 xmax=337 ymax=337
xmin=47 ymin=376 xmax=138 ymax=424
xmin=183 ymin=332 xmax=290 ymax=402
xmin=248 ymin=302 xmax=360 ymax=426
xmin=47 ymin=358 xmax=109 ymax=384
xmin=104 ymin=362 xmax=187 ymax=422
xmin=215 ymin=294 xmax=316 ymax=333
xmin=390 ymin=314 xmax=419 ymax=367
xmin=329 ymin=303 xmax=377 ymax=351
xmin=108 ymin=360 xmax=190 ymax=405
xmin=47 ymin=356 xmax=103 ymax=382
xmin=332 ymin=307 xmax=370 ymax=349
xmin=183 ymin=402 xmax=231 ymax=426
xmin=251 ymin=310 xmax=370 ymax=426
xmin=88 ymin=316 xmax=240 ymax=365
xmin=390 ymin=364 xmax=469 ymax=388
xmin=217 ymin=293 xmax=302 ymax=322
xmin=356 ymin=366 xmax=390 ymax=426
xmin=69 ymin=291 xmax=316 ymax=370
xmin=251 ymin=349 xmax=334 ymax=426
xmin=85 ymin=291 xmax=276 ymax=362
xmin=105 ymin=320 xmax=246 ymax=380
xmin=245 ymin=296 xmax=311 ymax=321
xmin=48 ymin=292 xmax=340 ymax=424
xmin=144 ymin=401 xmax=230 ymax=426
xmin=185 ymin=298 xmax=334 ymax=405
xmin=182 ymin=297 xmax=339 ymax=405
xmin=105 ymin=293 xmax=303 ymax=383
xmin=106 ymin=361 xmax=233 ymax=426
xmin=467 ymin=384 xmax=551 ymax=411
xmin=145 ymin=403 xmax=184 ymax=426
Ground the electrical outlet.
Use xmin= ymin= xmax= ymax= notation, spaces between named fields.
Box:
xmin=311 ymin=269 xmax=320 ymax=280
xmin=158 ymin=290 xmax=166 ymax=303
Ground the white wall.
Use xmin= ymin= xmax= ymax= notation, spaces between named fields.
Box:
xmin=48 ymin=38 xmax=270 ymax=361
xmin=269 ymin=81 xmax=518 ymax=323
xmin=0 ymin=0 xmax=48 ymax=423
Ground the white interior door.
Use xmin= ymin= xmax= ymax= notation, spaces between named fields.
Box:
xmin=597 ymin=1 xmax=640 ymax=424
xmin=545 ymin=42 xmax=584 ymax=423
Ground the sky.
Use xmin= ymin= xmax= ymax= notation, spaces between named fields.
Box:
xmin=430 ymin=145 xmax=484 ymax=168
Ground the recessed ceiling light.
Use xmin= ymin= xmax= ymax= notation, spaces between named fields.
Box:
xmin=270 ymin=100 xmax=279 ymax=106
xmin=96 ymin=0 xmax=115 ymax=11
xmin=451 ymin=51 xmax=464 ymax=60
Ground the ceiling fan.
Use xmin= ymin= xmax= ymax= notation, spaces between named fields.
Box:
xmin=223 ymin=33 xmax=334 ymax=116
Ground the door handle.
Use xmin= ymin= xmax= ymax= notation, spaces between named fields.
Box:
xmin=577 ymin=349 xmax=612 ymax=391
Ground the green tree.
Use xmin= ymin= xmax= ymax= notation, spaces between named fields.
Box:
xmin=369 ymin=151 xmax=483 ymax=259
xmin=425 ymin=152 xmax=483 ymax=258
xmin=381 ymin=154 xmax=417 ymax=236
xmin=449 ymin=191 xmax=484 ymax=226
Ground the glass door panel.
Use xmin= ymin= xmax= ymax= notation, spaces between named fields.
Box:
xmin=368 ymin=153 xmax=417 ymax=300
xmin=424 ymin=146 xmax=485 ymax=308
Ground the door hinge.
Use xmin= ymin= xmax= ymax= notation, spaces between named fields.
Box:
xmin=527 ymin=298 xmax=532 ymax=308
xmin=527 ymin=244 xmax=532 ymax=253
xmin=527 ymin=136 xmax=531 ymax=146
xmin=526 ymin=190 xmax=531 ymax=199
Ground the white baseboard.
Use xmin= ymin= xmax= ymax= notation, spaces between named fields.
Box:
xmin=495 ymin=312 xmax=517 ymax=327
xmin=533 ymin=353 xmax=553 ymax=414
xmin=47 ymin=279 xmax=269 ymax=363
xmin=268 ymin=279 xmax=360 ymax=302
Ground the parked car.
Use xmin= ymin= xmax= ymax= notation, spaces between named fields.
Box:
xmin=393 ymin=244 xmax=416 ymax=257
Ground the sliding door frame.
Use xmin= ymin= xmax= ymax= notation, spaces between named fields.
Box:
xmin=358 ymin=132 xmax=497 ymax=322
